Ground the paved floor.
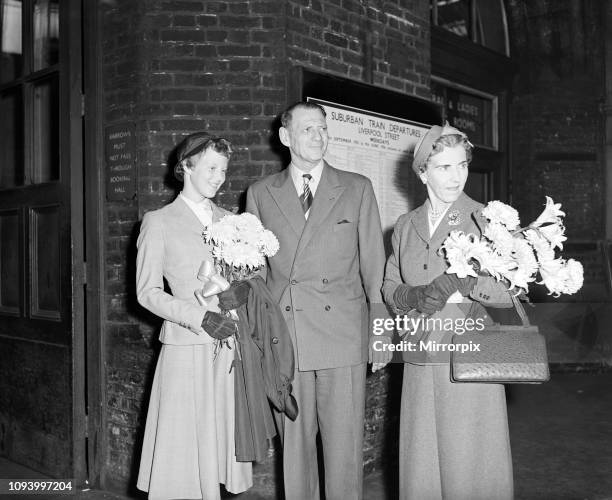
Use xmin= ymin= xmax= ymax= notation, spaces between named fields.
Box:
xmin=2 ymin=372 xmax=612 ymax=500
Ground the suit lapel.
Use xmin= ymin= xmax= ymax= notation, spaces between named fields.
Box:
xmin=410 ymin=203 xmax=430 ymax=243
xmin=169 ymin=196 xmax=218 ymax=257
xmin=296 ymin=163 xmax=345 ymax=255
xmin=429 ymin=192 xmax=477 ymax=248
xmin=169 ymin=196 xmax=205 ymax=232
xmin=267 ymin=168 xmax=306 ymax=237
xmin=411 ymin=192 xmax=477 ymax=247
xmin=210 ymin=201 xmax=226 ymax=223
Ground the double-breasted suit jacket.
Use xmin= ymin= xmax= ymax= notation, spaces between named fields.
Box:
xmin=245 ymin=162 xmax=386 ymax=371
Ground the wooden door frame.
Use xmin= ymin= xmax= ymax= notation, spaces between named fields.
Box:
xmin=81 ymin=0 xmax=106 ymax=488
xmin=62 ymin=0 xmax=87 ymax=486
xmin=61 ymin=0 xmax=106 ymax=487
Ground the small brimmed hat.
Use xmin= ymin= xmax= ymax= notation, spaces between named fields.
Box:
xmin=412 ymin=122 xmax=471 ymax=174
xmin=175 ymin=131 xmax=217 ymax=166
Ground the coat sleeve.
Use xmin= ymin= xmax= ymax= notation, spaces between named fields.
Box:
xmin=245 ymin=185 xmax=260 ymax=219
xmin=382 ymin=214 xmax=407 ymax=313
xmin=357 ymin=179 xmax=385 ymax=305
xmin=245 ymin=185 xmax=268 ymax=281
xmin=136 ymin=212 xmax=207 ymax=334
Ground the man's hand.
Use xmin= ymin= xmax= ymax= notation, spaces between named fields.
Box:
xmin=201 ymin=311 xmax=238 ymax=340
xmin=369 ymin=335 xmax=393 ymax=373
xmin=217 ymin=280 xmax=250 ymax=310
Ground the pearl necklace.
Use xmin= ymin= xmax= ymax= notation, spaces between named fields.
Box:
xmin=429 ymin=205 xmax=447 ymax=221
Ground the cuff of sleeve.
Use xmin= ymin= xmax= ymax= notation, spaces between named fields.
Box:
xmin=393 ymin=284 xmax=413 ymax=311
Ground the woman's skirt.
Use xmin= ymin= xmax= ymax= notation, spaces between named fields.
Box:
xmin=399 ymin=363 xmax=513 ymax=500
xmin=137 ymin=341 xmax=252 ymax=500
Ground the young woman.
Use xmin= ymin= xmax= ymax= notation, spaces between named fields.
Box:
xmin=136 ymin=132 xmax=252 ymax=500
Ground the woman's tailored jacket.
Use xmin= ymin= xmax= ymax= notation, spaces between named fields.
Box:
xmin=382 ymin=193 xmax=489 ymax=362
xmin=136 ymin=197 xmax=228 ymax=344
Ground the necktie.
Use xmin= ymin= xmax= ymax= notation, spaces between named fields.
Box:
xmin=300 ymin=174 xmax=313 ymax=214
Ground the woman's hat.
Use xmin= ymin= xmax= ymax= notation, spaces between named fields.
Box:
xmin=175 ymin=131 xmax=216 ymax=166
xmin=412 ymin=122 xmax=470 ymax=174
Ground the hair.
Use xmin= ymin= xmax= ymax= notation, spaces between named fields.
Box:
xmin=174 ymin=137 xmax=233 ymax=182
xmin=419 ymin=133 xmax=473 ymax=174
xmin=280 ymin=101 xmax=327 ymax=128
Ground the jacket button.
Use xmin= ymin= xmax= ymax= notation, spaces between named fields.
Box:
xmin=291 ymin=279 xmax=297 ymax=285
xmin=272 ymin=337 xmax=279 ymax=344
xmin=426 ymin=244 xmax=430 ymax=250
xmin=423 ymin=264 xmax=428 ymax=270
xmin=285 ymin=305 xmax=291 ymax=311
xmin=325 ymin=305 xmax=331 ymax=311
xmin=322 ymin=278 xmax=328 ymax=284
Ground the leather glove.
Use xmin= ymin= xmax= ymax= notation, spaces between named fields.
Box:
xmin=283 ymin=385 xmax=299 ymax=421
xmin=393 ymin=283 xmax=446 ymax=315
xmin=430 ymin=272 xmax=477 ymax=298
xmin=217 ymin=280 xmax=250 ymax=310
xmin=201 ymin=311 xmax=237 ymax=340
xmin=394 ymin=274 xmax=478 ymax=315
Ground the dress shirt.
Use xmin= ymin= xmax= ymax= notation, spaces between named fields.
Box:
xmin=179 ymin=193 xmax=213 ymax=227
xmin=428 ymin=204 xmax=450 ymax=236
xmin=289 ymin=161 xmax=324 ymax=197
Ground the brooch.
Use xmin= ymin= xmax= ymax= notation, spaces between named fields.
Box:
xmin=447 ymin=210 xmax=462 ymax=226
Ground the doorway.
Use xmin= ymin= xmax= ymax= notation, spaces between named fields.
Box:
xmin=0 ymin=0 xmax=102 ymax=486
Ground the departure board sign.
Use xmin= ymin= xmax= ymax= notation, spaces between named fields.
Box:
xmin=308 ymin=98 xmax=430 ymax=234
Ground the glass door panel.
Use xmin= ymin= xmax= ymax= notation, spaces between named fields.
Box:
xmin=0 ymin=0 xmax=22 ymax=83
xmin=32 ymin=0 xmax=58 ymax=71
xmin=32 ymin=74 xmax=59 ymax=183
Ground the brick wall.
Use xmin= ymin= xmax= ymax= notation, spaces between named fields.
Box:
xmin=507 ymin=0 xmax=605 ymax=241
xmin=101 ymin=0 xmax=146 ymax=490
xmin=286 ymin=0 xmax=430 ymax=97
xmin=100 ymin=0 xmax=430 ymax=493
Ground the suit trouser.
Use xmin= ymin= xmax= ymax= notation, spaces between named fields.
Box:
xmin=280 ymin=362 xmax=366 ymax=500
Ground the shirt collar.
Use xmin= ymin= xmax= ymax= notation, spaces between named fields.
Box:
xmin=179 ymin=192 xmax=212 ymax=215
xmin=289 ymin=160 xmax=324 ymax=195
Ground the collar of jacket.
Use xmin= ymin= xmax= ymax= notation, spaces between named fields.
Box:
xmin=267 ymin=161 xmax=345 ymax=241
xmin=172 ymin=195 xmax=226 ymax=230
xmin=410 ymin=192 xmax=482 ymax=246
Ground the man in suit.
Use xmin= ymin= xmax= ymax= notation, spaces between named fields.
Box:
xmin=246 ymin=102 xmax=392 ymax=500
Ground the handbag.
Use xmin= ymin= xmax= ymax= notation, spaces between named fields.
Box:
xmin=450 ymin=295 xmax=550 ymax=384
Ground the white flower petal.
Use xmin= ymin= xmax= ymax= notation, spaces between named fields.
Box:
xmin=481 ymin=201 xmax=520 ymax=230
xmin=532 ymin=196 xmax=566 ymax=227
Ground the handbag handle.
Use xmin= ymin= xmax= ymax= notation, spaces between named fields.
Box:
xmin=511 ymin=294 xmax=531 ymax=327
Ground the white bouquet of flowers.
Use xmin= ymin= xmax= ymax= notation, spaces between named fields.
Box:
xmin=439 ymin=197 xmax=584 ymax=297
xmin=203 ymin=212 xmax=279 ymax=282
